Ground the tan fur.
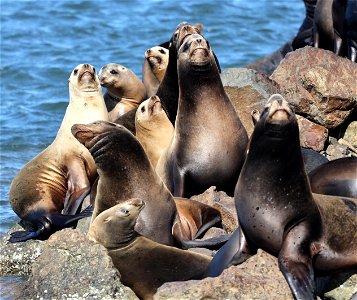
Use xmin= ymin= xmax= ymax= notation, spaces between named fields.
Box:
xmin=10 ymin=64 xmax=109 ymax=219
xmin=135 ymin=95 xmax=174 ymax=168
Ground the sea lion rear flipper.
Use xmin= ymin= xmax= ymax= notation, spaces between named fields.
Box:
xmin=180 ymin=234 xmax=231 ymax=250
xmin=203 ymin=227 xmax=254 ymax=278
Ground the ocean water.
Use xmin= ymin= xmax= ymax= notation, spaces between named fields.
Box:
xmin=0 ymin=0 xmax=305 ymax=238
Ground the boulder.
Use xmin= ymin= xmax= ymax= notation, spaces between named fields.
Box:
xmin=296 ymin=115 xmax=328 ymax=151
xmin=221 ymin=68 xmax=278 ymax=136
xmin=21 ymin=229 xmax=138 ymax=300
xmin=271 ymin=46 xmax=357 ymax=129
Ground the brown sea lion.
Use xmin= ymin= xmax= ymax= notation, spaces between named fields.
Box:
xmin=204 ymin=94 xmax=357 ymax=300
xmin=98 ymin=63 xmax=146 ymax=121
xmin=72 ymin=121 xmax=223 ymax=248
xmin=135 ymin=95 xmax=174 ymax=168
xmin=8 ymin=64 xmax=109 ymax=243
xmin=156 ymin=34 xmax=248 ymax=198
xmin=88 ymin=198 xmax=212 ymax=300
xmin=142 ymin=46 xmax=169 ymax=97
xmin=308 ymin=156 xmax=357 ymax=198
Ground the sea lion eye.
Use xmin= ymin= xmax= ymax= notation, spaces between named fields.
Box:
xmin=141 ymin=106 xmax=145 ymax=113
xmin=183 ymin=42 xmax=190 ymax=52
xmin=110 ymin=69 xmax=118 ymax=75
xmin=93 ymin=67 xmax=96 ymax=73
xmin=120 ymin=208 xmax=129 ymax=214
xmin=73 ymin=69 xmax=78 ymax=75
xmin=159 ymin=49 xmax=166 ymax=54
xmin=206 ymin=41 xmax=210 ymax=49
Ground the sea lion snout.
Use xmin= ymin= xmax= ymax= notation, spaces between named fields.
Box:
xmin=266 ymin=94 xmax=293 ymax=122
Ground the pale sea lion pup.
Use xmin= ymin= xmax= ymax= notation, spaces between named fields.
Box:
xmin=9 ymin=64 xmax=109 ymax=242
xmin=135 ymin=95 xmax=174 ymax=168
xmin=98 ymin=63 xmax=147 ymax=121
xmin=88 ymin=198 xmax=212 ymax=300
xmin=72 ymin=121 xmax=223 ymax=248
xmin=204 ymin=94 xmax=357 ymax=300
xmin=157 ymin=34 xmax=248 ymax=198
xmin=142 ymin=46 xmax=169 ymax=97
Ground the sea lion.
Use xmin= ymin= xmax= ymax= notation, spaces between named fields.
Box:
xmin=88 ymin=198 xmax=212 ymax=300
xmin=135 ymin=95 xmax=174 ymax=168
xmin=204 ymin=94 xmax=357 ymax=300
xmin=98 ymin=63 xmax=147 ymax=121
xmin=156 ymin=22 xmax=206 ymax=125
xmin=8 ymin=64 xmax=109 ymax=243
xmin=142 ymin=46 xmax=169 ymax=97
xmin=156 ymin=34 xmax=248 ymax=198
xmin=72 ymin=121 xmax=223 ymax=247
xmin=308 ymin=156 xmax=357 ymax=198
xmin=313 ymin=0 xmax=334 ymax=50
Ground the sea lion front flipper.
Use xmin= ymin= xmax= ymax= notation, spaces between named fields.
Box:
xmin=173 ymin=197 xmax=223 ymax=248
xmin=180 ymin=234 xmax=231 ymax=250
xmin=203 ymin=226 xmax=254 ymax=278
xmin=63 ymin=158 xmax=91 ymax=215
xmin=8 ymin=205 xmax=94 ymax=243
xmin=278 ymin=223 xmax=316 ymax=300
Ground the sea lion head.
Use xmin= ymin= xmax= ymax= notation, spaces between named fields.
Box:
xmin=172 ymin=22 xmax=203 ymax=51
xmin=68 ymin=64 xmax=101 ymax=96
xmin=145 ymin=46 xmax=169 ymax=81
xmin=178 ymin=33 xmax=213 ymax=72
xmin=98 ymin=63 xmax=130 ymax=88
xmin=135 ymin=95 xmax=166 ymax=127
xmin=71 ymin=120 xmax=148 ymax=174
xmin=253 ymin=94 xmax=298 ymax=139
xmin=88 ymin=198 xmax=145 ymax=249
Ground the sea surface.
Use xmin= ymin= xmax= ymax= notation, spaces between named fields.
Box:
xmin=0 ymin=1 xmax=304 ymax=238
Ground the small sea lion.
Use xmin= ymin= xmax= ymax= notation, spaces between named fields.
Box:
xmin=135 ymin=95 xmax=174 ymax=168
xmin=72 ymin=121 xmax=223 ymax=247
xmin=204 ymin=94 xmax=357 ymax=300
xmin=308 ymin=156 xmax=357 ymax=198
xmin=142 ymin=46 xmax=169 ymax=97
xmin=9 ymin=64 xmax=109 ymax=242
xmin=98 ymin=63 xmax=147 ymax=121
xmin=88 ymin=198 xmax=212 ymax=300
xmin=157 ymin=34 xmax=248 ymax=198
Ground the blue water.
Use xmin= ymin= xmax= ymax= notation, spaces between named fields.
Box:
xmin=0 ymin=0 xmax=305 ymax=238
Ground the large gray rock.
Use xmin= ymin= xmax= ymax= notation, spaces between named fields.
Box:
xmin=21 ymin=229 xmax=138 ymax=300
xmin=271 ymin=46 xmax=357 ymax=129
xmin=0 ymin=224 xmax=44 ymax=276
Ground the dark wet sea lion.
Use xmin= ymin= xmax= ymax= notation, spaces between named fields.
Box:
xmin=98 ymin=63 xmax=146 ymax=121
xmin=313 ymin=0 xmax=334 ymax=50
xmin=142 ymin=46 xmax=169 ymax=97
xmin=8 ymin=64 xmax=109 ymax=242
xmin=204 ymin=94 xmax=357 ymax=300
xmin=135 ymin=95 xmax=174 ymax=168
xmin=157 ymin=34 xmax=248 ymax=198
xmin=308 ymin=156 xmax=357 ymax=198
xmin=72 ymin=121 xmax=223 ymax=248
xmin=156 ymin=22 xmax=203 ymax=125
xmin=88 ymin=198 xmax=212 ymax=300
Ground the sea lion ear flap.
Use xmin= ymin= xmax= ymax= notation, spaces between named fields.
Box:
xmin=195 ymin=23 xmax=203 ymax=33
xmin=251 ymin=109 xmax=261 ymax=126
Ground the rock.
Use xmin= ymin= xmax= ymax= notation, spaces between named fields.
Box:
xmin=0 ymin=224 xmax=44 ymax=276
xmin=271 ymin=47 xmax=357 ymax=129
xmin=296 ymin=115 xmax=328 ymax=151
xmin=191 ymin=187 xmax=238 ymax=234
xmin=325 ymin=137 xmax=351 ymax=160
xmin=343 ymin=121 xmax=357 ymax=149
xmin=21 ymin=229 xmax=138 ymax=300
xmin=154 ymin=250 xmax=294 ymax=300
xmin=301 ymin=148 xmax=329 ymax=174
xmin=323 ymin=274 xmax=357 ymax=300
xmin=221 ymin=68 xmax=278 ymax=136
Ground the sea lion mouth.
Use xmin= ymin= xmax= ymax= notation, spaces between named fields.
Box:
xmin=71 ymin=124 xmax=95 ymax=143
xmin=189 ymin=48 xmax=211 ymax=69
xmin=79 ymin=70 xmax=95 ymax=81
xmin=269 ymin=109 xmax=291 ymax=121
xmin=147 ymin=56 xmax=162 ymax=66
